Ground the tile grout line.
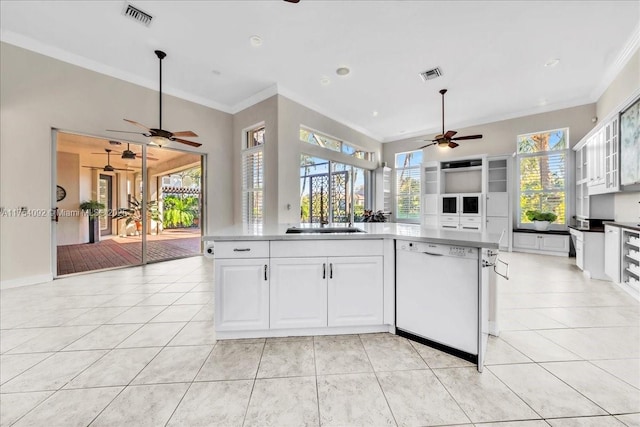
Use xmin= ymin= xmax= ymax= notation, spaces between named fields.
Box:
xmin=240 ymin=339 xmax=266 ymax=427
xmin=357 ymin=334 xmax=399 ymax=427
xmin=312 ymin=335 xmax=321 ymax=427
xmin=162 ymin=341 xmax=218 ymax=426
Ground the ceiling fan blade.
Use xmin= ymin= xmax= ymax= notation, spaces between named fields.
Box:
xmin=82 ymin=166 xmax=99 ymax=169
xmin=284 ymin=0 xmax=300 ymax=3
xmin=419 ymin=142 xmax=437 ymax=149
xmin=171 ymin=130 xmax=198 ymax=137
xmin=113 ymin=168 xmax=136 ymax=171
xmin=124 ymin=119 xmax=151 ymax=131
xmin=444 ymin=130 xmax=457 ymax=139
xmin=451 ymin=134 xmax=483 ymax=141
xmin=448 ymin=141 xmax=459 ymax=149
xmin=171 ymin=138 xmax=202 ymax=148
xmin=106 ymin=129 xmax=145 ymax=135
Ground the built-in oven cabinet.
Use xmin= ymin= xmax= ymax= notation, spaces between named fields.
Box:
xmin=440 ymin=194 xmax=481 ymax=216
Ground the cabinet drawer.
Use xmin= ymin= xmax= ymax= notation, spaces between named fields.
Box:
xmin=460 ymin=216 xmax=482 ymax=224
xmin=459 ymin=223 xmax=482 ymax=231
xmin=440 ymin=222 xmax=459 ymax=230
xmin=440 ymin=215 xmax=459 ymax=223
xmin=270 ymin=239 xmax=383 ymax=258
xmin=214 ymin=241 xmax=270 ymax=259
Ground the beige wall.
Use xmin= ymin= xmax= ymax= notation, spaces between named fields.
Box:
xmin=56 ymin=151 xmax=81 ymax=245
xmin=383 ymin=103 xmax=596 ymax=221
xmin=0 ymin=43 xmax=234 ymax=284
xmin=595 ymin=48 xmax=640 ymax=221
xmin=596 ymin=50 xmax=640 ymax=121
xmin=232 ymin=95 xmax=382 ymax=225
xmin=277 ymin=95 xmax=382 ymax=224
xmin=232 ymin=96 xmax=279 ymax=225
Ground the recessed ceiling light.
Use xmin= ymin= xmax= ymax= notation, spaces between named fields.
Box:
xmin=538 ymin=97 xmax=548 ymax=106
xmin=250 ymin=35 xmax=263 ymax=47
xmin=211 ymin=70 xmax=221 ymax=76
xmin=320 ymin=77 xmax=331 ymax=86
xmin=372 ymin=111 xmax=379 ymax=117
xmin=336 ymin=67 xmax=350 ymax=76
xmin=544 ymin=58 xmax=560 ymax=67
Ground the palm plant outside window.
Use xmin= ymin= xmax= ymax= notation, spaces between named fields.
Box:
xmin=516 ymin=128 xmax=568 ymax=229
xmin=395 ymin=150 xmax=422 ymax=223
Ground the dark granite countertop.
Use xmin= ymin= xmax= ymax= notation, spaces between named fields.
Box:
xmin=513 ymin=228 xmax=570 ymax=235
xmin=603 ymin=221 xmax=640 ymax=232
xmin=568 ymin=225 xmax=605 ymax=233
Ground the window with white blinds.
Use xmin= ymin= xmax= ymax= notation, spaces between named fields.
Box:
xmin=516 ymin=128 xmax=568 ymax=228
xmin=242 ymin=126 xmax=265 ymax=225
xmin=395 ymin=150 xmax=422 ymax=222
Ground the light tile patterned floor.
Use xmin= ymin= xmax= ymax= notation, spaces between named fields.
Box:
xmin=1 ymin=253 xmax=639 ymax=426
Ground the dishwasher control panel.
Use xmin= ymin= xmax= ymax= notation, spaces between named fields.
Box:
xmin=397 ymin=240 xmax=478 ymax=259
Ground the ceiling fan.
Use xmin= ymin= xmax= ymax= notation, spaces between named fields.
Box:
xmin=283 ymin=0 xmax=300 ymax=3
xmin=107 ymin=50 xmax=201 ymax=148
xmin=418 ymin=89 xmax=483 ymax=149
xmin=92 ymin=143 xmax=158 ymax=161
xmin=83 ymin=149 xmax=137 ymax=172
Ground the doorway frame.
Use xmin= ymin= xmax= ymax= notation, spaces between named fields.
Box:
xmin=51 ymin=128 xmax=206 ymax=278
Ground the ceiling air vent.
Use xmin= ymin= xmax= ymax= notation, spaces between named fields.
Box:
xmin=419 ymin=67 xmax=442 ymax=82
xmin=122 ymin=3 xmax=153 ymax=26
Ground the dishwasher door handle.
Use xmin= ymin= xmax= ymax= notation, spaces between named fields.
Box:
xmin=422 ymin=251 xmax=443 ymax=256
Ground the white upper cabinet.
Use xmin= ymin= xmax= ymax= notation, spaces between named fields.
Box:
xmin=582 ymin=115 xmax=619 ymax=196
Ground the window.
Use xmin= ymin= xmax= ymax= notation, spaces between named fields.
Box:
xmin=299 ymin=155 xmax=368 ymax=223
xmin=517 ymin=128 xmax=568 ymax=228
xmin=395 ymin=150 xmax=422 ymax=222
xmin=242 ymin=126 xmax=265 ymax=225
xmin=300 ymin=127 xmax=374 ymax=161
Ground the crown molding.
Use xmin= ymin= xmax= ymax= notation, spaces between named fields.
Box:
xmin=0 ymin=30 xmax=233 ymax=114
xmin=590 ymin=24 xmax=640 ymax=102
xmin=229 ymin=84 xmax=279 ymax=114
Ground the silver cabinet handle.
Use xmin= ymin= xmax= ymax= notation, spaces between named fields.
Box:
xmin=264 ymin=265 xmax=268 ymax=281
xmin=234 ymin=248 xmax=251 ymax=252
xmin=422 ymin=251 xmax=443 ymax=256
xmin=330 ymin=263 xmax=333 ymax=279
xmin=323 ymin=263 xmax=326 ymax=279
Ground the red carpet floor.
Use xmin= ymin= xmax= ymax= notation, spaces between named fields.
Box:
xmin=57 ymin=231 xmax=201 ymax=275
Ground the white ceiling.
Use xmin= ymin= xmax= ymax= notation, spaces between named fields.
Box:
xmin=1 ymin=1 xmax=638 ymax=142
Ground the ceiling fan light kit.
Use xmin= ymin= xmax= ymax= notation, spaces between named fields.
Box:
xmin=418 ymin=89 xmax=483 ymax=150
xmin=107 ymin=50 xmax=202 ymax=149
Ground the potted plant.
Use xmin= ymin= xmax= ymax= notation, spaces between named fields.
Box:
xmin=525 ymin=209 xmax=558 ymax=231
xmin=115 ymin=197 xmax=161 ymax=235
xmin=79 ymin=200 xmax=105 ymax=243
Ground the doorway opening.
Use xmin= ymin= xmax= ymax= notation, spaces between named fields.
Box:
xmin=54 ymin=131 xmax=205 ymax=276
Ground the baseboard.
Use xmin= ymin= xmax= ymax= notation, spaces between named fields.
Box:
xmin=617 ymin=281 xmax=640 ymax=302
xmin=489 ymin=321 xmax=500 ymax=337
xmin=512 ymin=248 xmax=569 ymax=257
xmin=1 ymin=274 xmax=53 ymax=290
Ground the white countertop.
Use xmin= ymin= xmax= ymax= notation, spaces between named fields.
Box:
xmin=204 ymin=222 xmax=501 ymax=249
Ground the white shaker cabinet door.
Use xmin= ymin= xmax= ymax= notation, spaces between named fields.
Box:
xmin=215 ymin=258 xmax=270 ymax=331
xmin=327 ymin=256 xmax=383 ymax=327
xmin=604 ymin=225 xmax=621 ymax=283
xmin=486 ymin=193 xmax=508 ymax=217
xmin=270 ymin=257 xmax=328 ymax=329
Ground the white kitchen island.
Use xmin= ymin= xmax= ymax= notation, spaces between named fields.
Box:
xmin=204 ymin=223 xmax=501 ymax=371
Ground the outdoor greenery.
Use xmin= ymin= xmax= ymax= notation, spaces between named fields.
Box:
xmin=517 ymin=129 xmax=567 ymax=225
xmin=114 ymin=197 xmax=161 ymax=226
xmin=79 ymin=200 xmax=105 ymax=219
xmin=163 ymin=195 xmax=199 ymax=228
xmin=525 ymin=210 xmax=558 ymax=223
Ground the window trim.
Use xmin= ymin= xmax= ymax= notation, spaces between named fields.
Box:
xmin=515 ymin=128 xmax=570 ymax=230
xmin=394 ymin=150 xmax=422 ymax=224
xmin=242 ymin=123 xmax=265 ymax=226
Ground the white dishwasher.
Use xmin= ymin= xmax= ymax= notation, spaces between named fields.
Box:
xmin=396 ymin=240 xmax=479 ymax=356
